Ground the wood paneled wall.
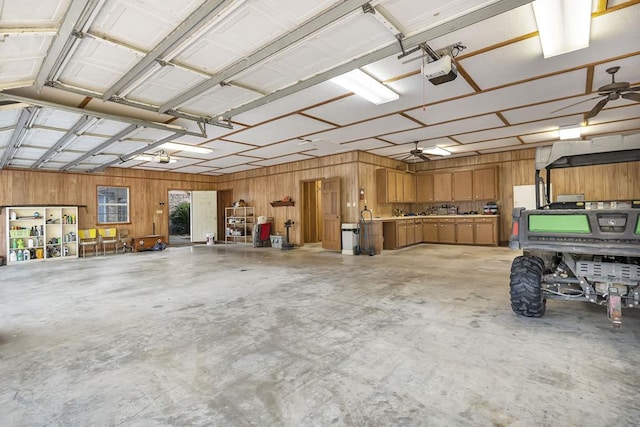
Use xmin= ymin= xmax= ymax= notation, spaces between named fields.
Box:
xmin=2 ymin=148 xmax=638 ymax=258
xmin=1 ymin=168 xmax=216 ymax=258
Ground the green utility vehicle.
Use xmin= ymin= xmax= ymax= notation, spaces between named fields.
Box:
xmin=509 ymin=134 xmax=640 ymax=327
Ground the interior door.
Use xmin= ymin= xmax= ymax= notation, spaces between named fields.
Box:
xmin=321 ymin=177 xmax=341 ymax=251
xmin=191 ymin=191 xmax=217 ymax=242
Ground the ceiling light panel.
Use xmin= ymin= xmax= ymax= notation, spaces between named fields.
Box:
xmin=330 ymin=69 xmax=399 ymax=105
xmin=161 ymin=142 xmax=212 ymax=153
xmin=533 ymin=0 xmax=592 ymax=58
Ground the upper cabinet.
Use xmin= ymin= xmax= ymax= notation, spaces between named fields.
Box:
xmin=452 ymin=170 xmax=473 ymax=201
xmin=433 ymin=172 xmax=452 ymax=202
xmin=417 ymin=165 xmax=498 ymax=203
xmin=376 ymin=169 xmax=416 ymax=203
xmin=473 ymin=167 xmax=498 ymax=201
xmin=416 ymin=174 xmax=434 ymax=202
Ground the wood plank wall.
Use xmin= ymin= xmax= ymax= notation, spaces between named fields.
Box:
xmin=1 ymin=168 xmax=216 ymax=258
xmin=2 ymin=148 xmax=638 ymax=259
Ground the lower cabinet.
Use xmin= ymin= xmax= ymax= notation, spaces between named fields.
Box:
xmin=383 ymin=216 xmax=499 ymax=249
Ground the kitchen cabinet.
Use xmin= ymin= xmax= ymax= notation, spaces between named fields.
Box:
xmin=376 ymin=169 xmax=399 ymax=203
xmin=416 ymin=173 xmax=434 ymax=202
xmin=473 ymin=167 xmax=498 ymax=201
xmin=474 ymin=216 xmax=498 ymax=245
xmin=398 ymin=220 xmax=408 ymax=247
xmin=412 ymin=219 xmax=422 ymax=243
xmin=433 ymin=172 xmax=452 ymax=202
xmin=455 ymin=217 xmax=475 ymax=244
xmin=402 ymin=173 xmax=416 ymax=202
xmin=438 ymin=219 xmax=456 ymax=244
xmin=422 ymin=218 xmax=439 ymax=243
xmin=452 ymin=170 xmax=473 ymax=201
xmin=377 ymin=169 xmax=416 ymax=203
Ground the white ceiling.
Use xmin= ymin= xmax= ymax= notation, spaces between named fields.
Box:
xmin=0 ymin=0 xmax=638 ymax=175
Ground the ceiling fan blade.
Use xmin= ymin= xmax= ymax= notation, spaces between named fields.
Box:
xmin=627 ymin=85 xmax=640 ymax=92
xmin=418 ymin=153 xmax=430 ymax=161
xmin=550 ymin=96 xmax=602 ymax=114
xmin=621 ymin=92 xmax=640 ymax=102
xmin=586 ymin=97 xmax=609 ymax=119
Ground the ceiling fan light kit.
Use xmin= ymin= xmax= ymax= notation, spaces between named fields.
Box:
xmin=533 ymin=0 xmax=592 ymax=58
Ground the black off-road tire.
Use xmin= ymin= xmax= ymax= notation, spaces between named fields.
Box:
xmin=510 ymin=255 xmax=546 ymax=317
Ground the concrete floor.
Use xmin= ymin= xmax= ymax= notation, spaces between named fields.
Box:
xmin=1 ymin=244 xmax=638 ymax=426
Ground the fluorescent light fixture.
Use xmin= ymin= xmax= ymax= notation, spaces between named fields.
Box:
xmin=422 ymin=146 xmax=451 ymax=156
xmin=330 ymin=69 xmax=399 ymax=105
xmin=532 ymin=0 xmax=591 ymax=58
xmin=161 ymin=142 xmax=212 ymax=154
xmin=135 ymin=154 xmax=177 ymax=163
xmin=558 ymin=124 xmax=582 ymax=140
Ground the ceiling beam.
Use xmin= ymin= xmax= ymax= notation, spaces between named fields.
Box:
xmin=0 ymin=93 xmax=204 ymax=137
xmin=102 ymin=0 xmax=236 ymax=101
xmin=0 ymin=107 xmax=40 ymax=169
xmin=60 ymin=124 xmax=140 ymax=171
xmin=31 ymin=115 xmax=94 ymax=168
xmin=158 ymin=0 xmax=370 ymax=114
xmin=34 ymin=0 xmax=105 ymax=92
xmin=220 ymin=0 xmax=533 ymax=120
xmin=91 ymin=132 xmax=183 ymax=172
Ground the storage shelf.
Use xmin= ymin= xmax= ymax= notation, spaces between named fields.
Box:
xmin=225 ymin=206 xmax=254 ymax=244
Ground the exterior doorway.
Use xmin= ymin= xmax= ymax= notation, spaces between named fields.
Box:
xmin=302 ymin=180 xmax=322 ymax=243
xmin=168 ymin=190 xmax=191 ymax=245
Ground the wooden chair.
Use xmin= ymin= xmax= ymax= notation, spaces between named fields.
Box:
xmin=98 ymin=228 xmax=118 ymax=255
xmin=117 ymin=228 xmax=133 ymax=253
xmin=78 ymin=228 xmax=98 ymax=257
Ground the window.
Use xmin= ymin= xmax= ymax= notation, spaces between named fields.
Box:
xmin=97 ymin=186 xmax=129 ymax=224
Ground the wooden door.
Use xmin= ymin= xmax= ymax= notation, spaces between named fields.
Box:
xmin=216 ymin=190 xmax=233 ymax=242
xmin=433 ymin=172 xmax=452 ymax=202
xmin=416 ymin=174 xmax=434 ymax=202
xmin=191 ymin=191 xmax=217 ymax=242
xmin=321 ymin=177 xmax=341 ymax=251
xmin=452 ymin=170 xmax=473 ymax=201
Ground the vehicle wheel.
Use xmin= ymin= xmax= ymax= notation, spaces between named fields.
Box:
xmin=510 ymin=255 xmax=546 ymax=317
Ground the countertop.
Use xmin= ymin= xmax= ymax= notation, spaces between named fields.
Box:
xmin=372 ymin=214 xmax=500 ymax=221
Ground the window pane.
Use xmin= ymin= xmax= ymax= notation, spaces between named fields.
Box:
xmin=97 ymin=186 xmax=129 ymax=223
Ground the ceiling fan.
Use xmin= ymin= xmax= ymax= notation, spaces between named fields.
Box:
xmin=400 ymin=142 xmax=430 ymax=162
xmin=552 ymin=66 xmax=640 ymax=120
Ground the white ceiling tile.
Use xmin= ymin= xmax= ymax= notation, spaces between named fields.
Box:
xmin=407 ymin=69 xmax=587 ymax=125
xmin=456 ymin=114 xmax=585 ymax=144
xmin=384 ymin=114 xmax=505 ymax=144
xmin=198 ymin=154 xmax=261 ymax=168
xmin=250 ymin=153 xmax=313 ymax=167
xmin=369 ymin=143 xmax=412 ymax=157
xmin=339 ymin=138 xmax=392 ymax=150
xmin=447 ymin=137 xmax=521 ymax=153
xmin=233 ymin=81 xmax=348 ymax=125
xmin=581 ymin=118 xmax=640 ymax=137
xmin=200 ymin=140 xmax=255 ymax=158
xmin=305 ymin=73 xmax=474 ymax=125
xmin=241 ymin=139 xmax=310 ymax=159
xmin=228 ymin=115 xmax=335 ymax=146
xmin=311 ymin=115 xmax=419 ymax=144
xmin=214 ymin=163 xmax=262 ymax=174
xmin=171 ymin=165 xmax=219 ymax=174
